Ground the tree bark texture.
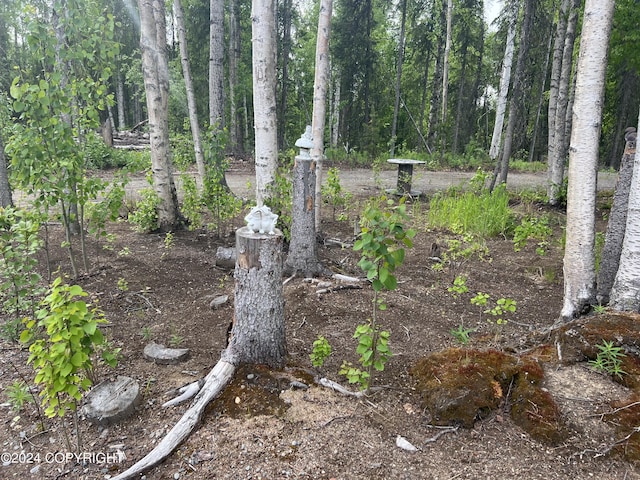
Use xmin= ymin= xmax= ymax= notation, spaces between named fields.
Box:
xmin=116 ymin=68 xmax=126 ymax=130
xmin=209 ymin=0 xmax=225 ymax=128
xmin=596 ymin=133 xmax=636 ymax=305
xmin=390 ymin=0 xmax=407 ymax=158
xmin=285 ymin=155 xmax=324 ymax=277
xmin=0 ymin=133 xmax=13 ymax=208
xmin=138 ymin=0 xmax=181 ymax=231
xmin=548 ymin=0 xmax=581 ymax=204
xmin=610 ymin=112 xmax=640 ymax=312
xmin=312 ymin=0 xmax=333 ymax=231
xmin=277 ymin=0 xmax=292 ymax=149
xmin=547 ymin=0 xmax=570 ymax=183
xmin=226 ymin=226 xmax=287 ymax=368
xmin=561 ymin=0 xmax=615 ymax=320
xmin=228 ymin=0 xmax=241 ymax=152
xmin=174 ymin=0 xmax=205 ymax=180
xmin=488 ymin=1 xmax=518 ymax=160
xmin=252 ymin=0 xmax=278 ymax=205
xmin=439 ymin=0 xmax=453 ymax=158
xmin=495 ymin=0 xmax=534 ymax=187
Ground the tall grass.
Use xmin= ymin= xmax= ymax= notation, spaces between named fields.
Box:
xmin=428 ymin=183 xmax=515 ymax=238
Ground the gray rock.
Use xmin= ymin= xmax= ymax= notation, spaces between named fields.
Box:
xmin=143 ymin=342 xmax=190 ymax=364
xmin=82 ymin=376 xmax=141 ymax=425
xmin=209 ymin=295 xmax=229 ymax=310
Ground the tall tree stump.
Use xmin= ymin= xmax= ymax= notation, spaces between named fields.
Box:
xmin=225 ymin=226 xmax=287 ymax=368
xmin=285 ymin=127 xmax=325 ymax=277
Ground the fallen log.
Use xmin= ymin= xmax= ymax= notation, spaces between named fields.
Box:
xmin=110 ymin=359 xmax=235 ymax=480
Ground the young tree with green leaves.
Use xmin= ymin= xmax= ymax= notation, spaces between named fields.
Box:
xmin=7 ymin=0 xmax=118 ymax=276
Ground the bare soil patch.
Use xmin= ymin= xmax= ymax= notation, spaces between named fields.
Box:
xmin=1 ymin=164 xmax=638 ymax=480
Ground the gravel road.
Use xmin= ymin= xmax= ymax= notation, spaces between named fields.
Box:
xmin=224 ymin=167 xmax=618 ymax=199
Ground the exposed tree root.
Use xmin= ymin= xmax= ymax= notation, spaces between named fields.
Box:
xmin=111 ymin=359 xmax=236 ymax=480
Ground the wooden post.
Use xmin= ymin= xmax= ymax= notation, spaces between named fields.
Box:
xmin=227 ymin=226 xmax=287 ymax=368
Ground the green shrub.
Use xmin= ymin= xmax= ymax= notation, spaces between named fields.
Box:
xmin=20 ymin=277 xmax=119 ymax=418
xmin=513 ymin=215 xmax=553 ymax=255
xmin=128 ymin=186 xmax=160 ymax=233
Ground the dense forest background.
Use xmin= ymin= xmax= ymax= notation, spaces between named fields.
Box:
xmin=1 ymin=0 xmax=638 ymax=168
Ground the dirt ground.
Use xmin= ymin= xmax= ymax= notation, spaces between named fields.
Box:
xmin=1 ymin=162 xmax=638 ymax=480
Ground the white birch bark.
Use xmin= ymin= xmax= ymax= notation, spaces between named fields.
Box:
xmin=251 ymin=0 xmax=278 ymax=206
xmin=138 ymin=0 xmax=181 ymax=230
xmin=548 ymin=0 xmax=580 ymax=204
xmin=116 ymin=68 xmax=126 ymax=130
xmin=330 ymin=69 xmax=340 ymax=148
xmin=610 ymin=108 xmax=640 ymax=312
xmin=174 ymin=0 xmax=205 ymax=180
xmin=547 ymin=0 xmax=570 ymax=174
xmin=312 ymin=0 xmax=332 ymax=231
xmin=561 ymin=0 xmax=615 ymax=321
xmin=488 ymin=2 xmax=518 ymax=160
xmin=390 ymin=0 xmax=407 ymax=158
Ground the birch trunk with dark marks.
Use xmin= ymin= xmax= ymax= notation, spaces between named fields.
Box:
xmin=597 ymin=132 xmax=636 ymax=305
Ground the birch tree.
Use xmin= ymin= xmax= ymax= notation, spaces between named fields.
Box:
xmin=548 ymin=0 xmax=581 ymax=205
xmin=390 ymin=0 xmax=407 ymax=158
xmin=228 ymin=0 xmax=241 ymax=152
xmin=597 ymin=128 xmax=636 ymax=304
xmin=209 ymin=0 xmax=224 ymax=129
xmin=489 ymin=1 xmax=519 ymax=161
xmin=609 ymin=113 xmax=640 ymax=312
xmin=174 ymin=0 xmax=205 ymax=180
xmin=493 ymin=0 xmax=534 ymax=187
xmin=252 ymin=0 xmax=278 ymax=206
xmin=138 ymin=0 xmax=181 ymax=231
xmin=546 ymin=0 xmax=570 ymax=175
xmin=561 ymin=0 xmax=615 ymax=321
xmin=439 ymin=0 xmax=453 ymax=157
xmin=312 ymin=0 xmax=332 ymax=231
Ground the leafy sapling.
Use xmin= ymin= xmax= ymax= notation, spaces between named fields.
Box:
xmin=349 ymin=197 xmax=415 ymax=391
xmin=448 ymin=275 xmax=469 ymax=297
xmin=20 ymin=277 xmax=119 ymax=419
xmin=310 ymin=335 xmax=332 ymax=367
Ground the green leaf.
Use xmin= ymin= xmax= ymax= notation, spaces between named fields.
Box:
xmin=60 ymin=363 xmax=73 ymax=377
xmin=83 ymin=321 xmax=97 ymax=336
xmin=382 ymin=274 xmax=397 ymax=290
xmin=70 ymin=351 xmax=85 ymax=367
xmin=379 ymin=266 xmax=389 ymax=284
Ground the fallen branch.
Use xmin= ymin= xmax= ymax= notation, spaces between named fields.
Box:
xmin=424 ymin=425 xmax=459 ymax=443
xmin=316 ymin=284 xmax=362 ymax=296
xmin=318 ymin=377 xmax=366 ymax=398
xmin=162 ymin=379 xmax=205 ymax=408
xmin=111 ymin=359 xmax=235 ymax=480
xmin=324 ymin=238 xmax=353 ymax=249
xmin=332 ymin=273 xmax=361 ymax=283
xmin=317 ymin=377 xmax=384 ymax=398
